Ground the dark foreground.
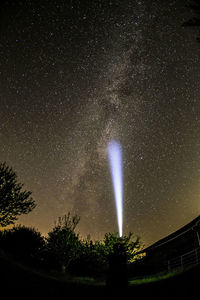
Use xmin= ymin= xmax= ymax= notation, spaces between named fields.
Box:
xmin=0 ymin=253 xmax=199 ymax=300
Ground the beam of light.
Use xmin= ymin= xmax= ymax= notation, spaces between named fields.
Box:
xmin=107 ymin=140 xmax=123 ymax=237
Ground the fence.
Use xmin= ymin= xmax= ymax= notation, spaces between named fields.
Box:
xmin=168 ymin=247 xmax=200 ymax=272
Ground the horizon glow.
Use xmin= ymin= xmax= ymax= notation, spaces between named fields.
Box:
xmin=107 ymin=140 xmax=123 ymax=237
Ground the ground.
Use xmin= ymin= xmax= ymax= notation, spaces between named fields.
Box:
xmin=0 ymin=252 xmax=199 ymax=299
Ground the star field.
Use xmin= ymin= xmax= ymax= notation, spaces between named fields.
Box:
xmin=0 ymin=0 xmax=200 ymax=246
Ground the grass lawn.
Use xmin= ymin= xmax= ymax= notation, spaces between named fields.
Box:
xmin=129 ymin=269 xmax=180 ymax=285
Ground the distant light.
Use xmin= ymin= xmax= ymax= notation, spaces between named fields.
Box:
xmin=107 ymin=140 xmax=123 ymax=237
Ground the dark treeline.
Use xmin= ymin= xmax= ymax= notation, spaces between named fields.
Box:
xmin=0 ymin=162 xmax=143 ymax=278
xmin=0 ymin=213 xmax=143 ymax=278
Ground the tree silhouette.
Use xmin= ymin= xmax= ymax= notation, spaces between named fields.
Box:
xmin=0 ymin=162 xmax=36 ymax=227
xmin=46 ymin=213 xmax=82 ymax=272
xmin=183 ymin=0 xmax=200 ymax=43
xmin=70 ymin=237 xmax=107 ymax=276
xmin=0 ymin=225 xmax=45 ymax=265
xmin=103 ymin=232 xmax=143 ymax=262
xmin=70 ymin=232 xmax=144 ymax=277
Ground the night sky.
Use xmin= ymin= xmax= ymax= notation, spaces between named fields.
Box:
xmin=1 ymin=0 xmax=200 ymax=246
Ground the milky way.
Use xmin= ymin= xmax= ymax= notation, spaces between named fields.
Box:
xmin=1 ymin=0 xmax=200 ymax=246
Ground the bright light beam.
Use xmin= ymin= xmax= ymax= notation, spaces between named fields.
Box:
xmin=107 ymin=140 xmax=123 ymax=237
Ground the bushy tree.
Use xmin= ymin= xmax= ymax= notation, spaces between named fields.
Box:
xmin=0 ymin=225 xmax=45 ymax=264
xmin=103 ymin=232 xmax=144 ymax=262
xmin=0 ymin=162 xmax=36 ymax=227
xmin=70 ymin=237 xmax=107 ymax=276
xmin=70 ymin=232 xmax=144 ymax=277
xmin=46 ymin=213 xmax=82 ymax=272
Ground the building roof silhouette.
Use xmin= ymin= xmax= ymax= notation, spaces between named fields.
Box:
xmin=144 ymin=215 xmax=200 ymax=252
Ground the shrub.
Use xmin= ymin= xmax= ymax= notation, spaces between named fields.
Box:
xmin=0 ymin=225 xmax=45 ymax=265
